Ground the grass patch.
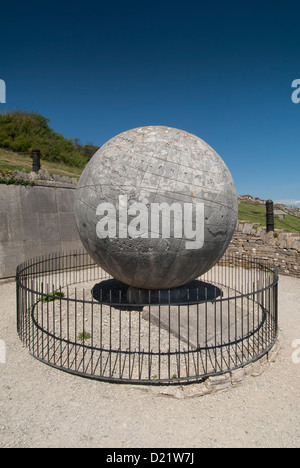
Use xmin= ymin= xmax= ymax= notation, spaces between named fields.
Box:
xmin=77 ymin=332 xmax=91 ymax=342
xmin=39 ymin=290 xmax=65 ymax=303
xmin=238 ymin=203 xmax=300 ymax=233
xmin=0 ymin=148 xmax=83 ymax=178
xmin=238 ymin=203 xmax=266 ymax=225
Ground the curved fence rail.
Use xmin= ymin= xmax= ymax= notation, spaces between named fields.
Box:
xmin=16 ymin=252 xmax=278 ymax=385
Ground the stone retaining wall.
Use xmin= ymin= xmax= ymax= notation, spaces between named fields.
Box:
xmin=226 ymin=222 xmax=300 ymax=278
xmin=0 ymin=183 xmax=82 ymax=278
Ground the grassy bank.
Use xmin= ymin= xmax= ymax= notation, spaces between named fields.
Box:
xmin=238 ymin=202 xmax=300 ymax=233
xmin=0 ymin=148 xmax=83 ymax=178
xmin=0 ymin=110 xmax=99 ymax=168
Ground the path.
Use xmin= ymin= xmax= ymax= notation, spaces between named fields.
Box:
xmin=0 ymin=275 xmax=299 ymax=448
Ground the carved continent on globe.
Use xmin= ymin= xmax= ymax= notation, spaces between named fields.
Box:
xmin=74 ymin=126 xmax=238 ymax=289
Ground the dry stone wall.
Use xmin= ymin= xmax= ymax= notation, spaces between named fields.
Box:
xmin=227 ymin=222 xmax=300 ymax=278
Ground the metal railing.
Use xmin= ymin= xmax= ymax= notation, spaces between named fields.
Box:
xmin=16 ymin=251 xmax=278 ymax=385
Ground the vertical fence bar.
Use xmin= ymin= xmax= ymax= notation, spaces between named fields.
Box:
xmin=168 ymin=291 xmax=171 ymax=381
xmin=82 ymin=288 xmax=86 ymax=374
xmin=119 ymin=290 xmax=122 ymax=379
xmin=148 ymin=292 xmax=151 ymax=380
xmin=205 ymin=286 xmax=208 ymax=374
xmin=59 ymin=286 xmax=63 ymax=368
xmin=99 ymin=288 xmax=103 ymax=378
xmin=187 ymin=288 xmax=190 ymax=378
xmin=91 ymin=293 xmax=94 ymax=376
xmin=74 ymin=287 xmax=78 ymax=372
xmin=66 ymin=286 xmax=70 ymax=371
xmin=177 ymin=303 xmax=181 ymax=378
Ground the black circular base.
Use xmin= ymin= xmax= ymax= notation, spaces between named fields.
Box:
xmin=92 ymin=278 xmax=222 ymax=307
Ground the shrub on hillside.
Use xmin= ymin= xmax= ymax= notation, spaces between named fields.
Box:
xmin=0 ymin=110 xmax=99 ymax=167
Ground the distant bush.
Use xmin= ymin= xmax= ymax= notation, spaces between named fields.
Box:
xmin=0 ymin=110 xmax=99 ymax=167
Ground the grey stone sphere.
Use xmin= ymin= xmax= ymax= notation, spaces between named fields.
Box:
xmin=74 ymin=126 xmax=238 ymax=289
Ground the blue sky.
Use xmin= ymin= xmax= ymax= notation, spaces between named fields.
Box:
xmin=0 ymin=0 xmax=299 ymax=206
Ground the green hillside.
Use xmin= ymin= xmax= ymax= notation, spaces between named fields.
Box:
xmin=0 ymin=110 xmax=99 ymax=168
xmin=239 ymin=202 xmax=300 ymax=233
xmin=0 ymin=147 xmax=84 ymax=178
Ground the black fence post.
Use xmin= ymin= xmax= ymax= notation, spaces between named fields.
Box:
xmin=32 ymin=148 xmax=41 ymax=173
xmin=266 ymin=199 xmax=274 ymax=232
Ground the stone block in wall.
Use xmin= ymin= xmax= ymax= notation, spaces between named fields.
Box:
xmin=58 ymin=212 xmax=80 ymax=242
xmin=0 ymin=185 xmax=22 ymax=213
xmin=56 ymin=188 xmax=76 ymax=213
xmin=242 ymin=223 xmax=253 ymax=234
xmin=293 ymin=240 xmax=300 ymax=252
xmin=38 ymin=213 xmax=61 ymax=242
xmin=0 ymin=184 xmax=82 ymax=278
xmin=0 ymin=241 xmax=26 ymax=277
xmin=22 ymin=212 xmax=40 ymax=242
xmin=20 ymin=185 xmax=57 ymax=214
xmin=253 ymin=227 xmax=262 ymax=237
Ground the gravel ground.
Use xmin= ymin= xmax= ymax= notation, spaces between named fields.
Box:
xmin=0 ymin=274 xmax=299 ymax=448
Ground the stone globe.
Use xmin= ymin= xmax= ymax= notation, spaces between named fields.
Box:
xmin=74 ymin=126 xmax=238 ymax=289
